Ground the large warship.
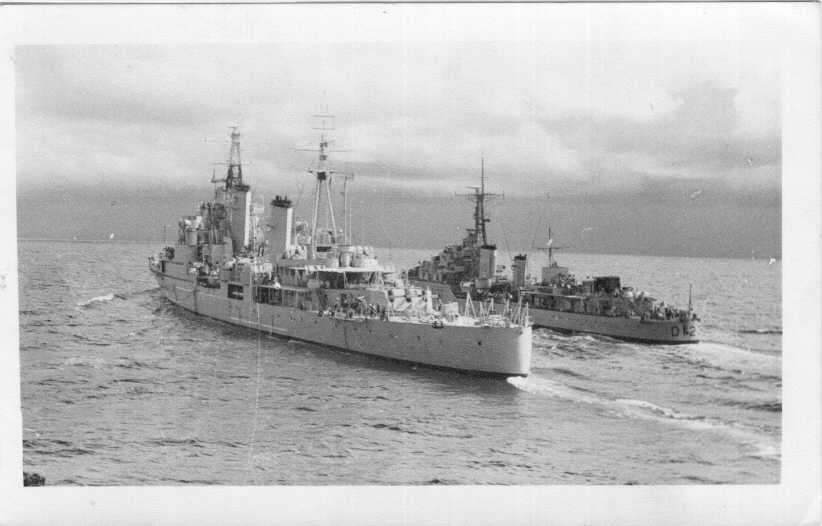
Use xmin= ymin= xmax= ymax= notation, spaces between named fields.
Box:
xmin=148 ymin=126 xmax=532 ymax=376
xmin=408 ymin=162 xmax=699 ymax=344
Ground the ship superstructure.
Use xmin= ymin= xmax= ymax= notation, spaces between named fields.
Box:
xmin=408 ymin=160 xmax=511 ymax=300
xmin=408 ymin=166 xmax=699 ymax=344
xmin=149 ymin=126 xmax=532 ymax=376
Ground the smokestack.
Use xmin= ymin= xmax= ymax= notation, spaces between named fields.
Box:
xmin=512 ymin=254 xmax=527 ymax=289
xmin=264 ymin=195 xmax=293 ymax=260
xmin=479 ymin=244 xmax=497 ymax=280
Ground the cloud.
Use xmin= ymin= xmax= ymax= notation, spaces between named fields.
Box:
xmin=536 ymin=80 xmax=781 ymax=194
xmin=14 ymin=41 xmax=781 ymax=207
xmin=11 ymin=5 xmax=788 ymax=258
xmin=16 ymin=46 xmax=212 ymax=128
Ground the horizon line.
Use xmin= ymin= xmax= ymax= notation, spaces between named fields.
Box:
xmin=16 ymin=237 xmax=781 ymax=262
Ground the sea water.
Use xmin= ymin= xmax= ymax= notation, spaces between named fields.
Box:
xmin=18 ymin=241 xmax=780 ymax=484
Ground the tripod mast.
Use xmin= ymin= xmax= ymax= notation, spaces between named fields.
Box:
xmin=299 ymin=114 xmax=352 ymax=258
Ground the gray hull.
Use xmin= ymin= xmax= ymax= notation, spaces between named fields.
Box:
xmin=412 ymin=280 xmax=696 ymax=344
xmin=528 ymin=308 xmax=697 ymax=344
xmin=153 ymin=271 xmax=532 ymax=376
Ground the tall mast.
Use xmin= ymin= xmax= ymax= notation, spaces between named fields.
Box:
xmin=298 ymin=114 xmax=352 ymax=258
xmin=541 ymin=224 xmax=567 ymax=267
xmin=457 ymin=157 xmax=502 ymax=246
xmin=211 ymin=126 xmax=248 ymax=191
xmin=308 ymin=132 xmax=336 ymax=257
xmin=206 ymin=127 xmax=252 ymax=255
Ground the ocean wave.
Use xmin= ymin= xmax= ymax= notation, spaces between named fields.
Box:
xmin=508 ymin=377 xmax=779 ymax=458
xmin=507 ymin=376 xmax=602 ymax=405
xmin=61 ymin=356 xmax=105 ymax=368
xmin=534 ymin=328 xmax=628 ymax=346
xmin=24 ymin=438 xmax=72 ymax=448
xmin=547 ymin=367 xmax=590 ymax=380
xmin=112 ymin=377 xmax=150 ymax=384
xmin=146 ymin=437 xmax=205 ymax=447
xmin=114 ymin=359 xmax=167 ymax=371
xmin=615 ymin=398 xmax=704 ymax=421
xmin=77 ymin=293 xmax=115 ymax=307
xmin=158 ymin=478 xmax=218 ymax=485
xmin=678 ymin=474 xmax=724 ymax=484
xmin=738 ymin=329 xmax=782 ymax=335
xmin=50 ymin=447 xmax=97 ymax=457
xmin=370 ymin=423 xmax=420 ymax=435
xmin=717 ymin=399 xmax=782 ymax=413
xmin=117 ymin=288 xmax=162 ymax=301
xmin=611 ymin=397 xmax=780 ymax=459
xmin=36 ymin=377 xmax=80 ymax=386
xmin=76 ymin=288 xmax=159 ymax=308
xmin=24 ymin=439 xmax=97 ymax=457
xmin=748 ymin=443 xmax=781 ymax=459
xmin=70 ymin=334 xmax=112 ymax=346
xmin=676 ymin=342 xmax=781 ymax=376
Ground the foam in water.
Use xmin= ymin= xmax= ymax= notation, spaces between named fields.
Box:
xmin=77 ymin=293 xmax=115 ymax=307
xmin=749 ymin=443 xmax=781 ymax=460
xmin=678 ymin=342 xmax=781 ymax=376
xmin=507 ymin=376 xmax=601 ymax=405
xmin=615 ymin=398 xmax=689 ymax=419
xmin=509 ymin=377 xmax=779 ymax=458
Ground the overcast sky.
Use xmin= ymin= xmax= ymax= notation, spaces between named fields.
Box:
xmin=16 ymin=4 xmax=783 ymax=194
xmin=13 ymin=4 xmax=789 ymax=256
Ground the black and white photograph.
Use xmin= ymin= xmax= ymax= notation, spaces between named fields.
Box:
xmin=1 ymin=2 xmax=819 ymax=525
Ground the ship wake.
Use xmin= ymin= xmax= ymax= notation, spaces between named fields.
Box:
xmin=675 ymin=342 xmax=781 ymax=377
xmin=507 ymin=376 xmax=780 ymax=459
xmin=77 ymin=287 xmax=161 ymax=308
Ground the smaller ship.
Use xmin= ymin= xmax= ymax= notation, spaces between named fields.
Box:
xmin=149 ymin=126 xmax=532 ymax=377
xmin=408 ymin=162 xmax=698 ymax=344
xmin=516 ymin=227 xmax=699 ymax=344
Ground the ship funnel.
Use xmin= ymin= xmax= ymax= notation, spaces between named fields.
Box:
xmin=264 ymin=195 xmax=293 ymax=260
xmin=478 ymin=244 xmax=497 ymax=287
xmin=512 ymin=254 xmax=527 ymax=289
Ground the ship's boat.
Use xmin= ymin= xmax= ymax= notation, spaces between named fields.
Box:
xmin=148 ymin=126 xmax=532 ymax=376
xmin=407 ymin=162 xmax=698 ymax=344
